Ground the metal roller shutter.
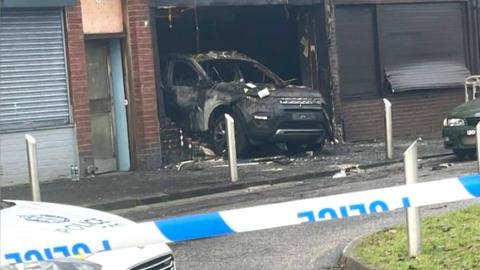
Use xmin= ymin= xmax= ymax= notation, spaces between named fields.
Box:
xmin=0 ymin=9 xmax=70 ymax=131
xmin=378 ymin=3 xmax=470 ymax=93
xmin=336 ymin=6 xmax=379 ymax=98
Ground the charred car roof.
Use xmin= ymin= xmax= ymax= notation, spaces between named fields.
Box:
xmin=167 ymin=51 xmax=257 ymax=63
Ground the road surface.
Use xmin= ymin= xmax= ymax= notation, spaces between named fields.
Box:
xmin=114 ymin=156 xmax=480 ymax=269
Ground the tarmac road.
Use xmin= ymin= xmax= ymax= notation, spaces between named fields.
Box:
xmin=113 ymin=156 xmax=480 ymax=270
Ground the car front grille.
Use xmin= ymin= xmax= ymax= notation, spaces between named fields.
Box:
xmin=278 ymin=121 xmax=325 ymax=130
xmin=466 ymin=117 xmax=480 ymax=126
xmin=279 ymin=97 xmax=323 ymax=105
xmin=130 ymin=254 xmax=174 ymax=270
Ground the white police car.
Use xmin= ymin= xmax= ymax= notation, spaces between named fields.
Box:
xmin=0 ymin=200 xmax=175 ymax=270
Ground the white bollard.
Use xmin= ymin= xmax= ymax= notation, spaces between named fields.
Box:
xmin=225 ymin=114 xmax=238 ymax=182
xmin=404 ymin=140 xmax=421 ymax=257
xmin=25 ymin=134 xmax=41 ymax=202
xmin=476 ymin=122 xmax=480 ymax=172
xmin=383 ymin=98 xmax=393 ymax=160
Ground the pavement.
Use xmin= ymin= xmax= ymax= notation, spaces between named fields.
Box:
xmin=0 ymin=137 xmax=452 ymax=212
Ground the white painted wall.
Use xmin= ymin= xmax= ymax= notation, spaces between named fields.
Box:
xmin=0 ymin=127 xmax=77 ymax=186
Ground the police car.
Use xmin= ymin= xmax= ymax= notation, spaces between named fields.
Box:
xmin=0 ymin=200 xmax=175 ymax=270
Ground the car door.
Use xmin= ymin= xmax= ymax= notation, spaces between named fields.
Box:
xmin=165 ymin=60 xmax=201 ymax=130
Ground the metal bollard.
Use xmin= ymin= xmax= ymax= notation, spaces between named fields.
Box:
xmin=25 ymin=134 xmax=41 ymax=202
xmin=404 ymin=140 xmax=421 ymax=257
xmin=225 ymin=114 xmax=238 ymax=182
xmin=383 ymin=99 xmax=393 ymax=160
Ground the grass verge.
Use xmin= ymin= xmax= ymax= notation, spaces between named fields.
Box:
xmin=353 ymin=204 xmax=480 ymax=269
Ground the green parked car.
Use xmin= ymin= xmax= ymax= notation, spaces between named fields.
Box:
xmin=443 ymin=76 xmax=480 ymax=159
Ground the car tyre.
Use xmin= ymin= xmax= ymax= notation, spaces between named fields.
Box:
xmin=211 ymin=114 xmax=249 ymax=157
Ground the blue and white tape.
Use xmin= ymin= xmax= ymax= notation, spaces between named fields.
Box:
xmin=2 ymin=174 xmax=480 ymax=265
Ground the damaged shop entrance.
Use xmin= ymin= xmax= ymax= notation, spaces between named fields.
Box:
xmin=152 ymin=2 xmax=333 ymax=160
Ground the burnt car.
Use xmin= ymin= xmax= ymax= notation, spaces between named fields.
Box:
xmin=161 ymin=51 xmax=332 ymax=155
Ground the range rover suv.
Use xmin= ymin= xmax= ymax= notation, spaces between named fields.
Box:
xmin=161 ymin=51 xmax=332 ymax=155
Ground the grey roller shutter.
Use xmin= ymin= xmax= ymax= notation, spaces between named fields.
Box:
xmin=336 ymin=6 xmax=379 ymax=98
xmin=378 ymin=3 xmax=470 ymax=93
xmin=0 ymin=9 xmax=70 ymax=131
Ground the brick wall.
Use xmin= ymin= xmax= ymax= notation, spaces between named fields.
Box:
xmin=125 ymin=0 xmax=162 ymax=169
xmin=342 ymin=89 xmax=465 ymax=142
xmin=65 ymin=3 xmax=94 ymax=175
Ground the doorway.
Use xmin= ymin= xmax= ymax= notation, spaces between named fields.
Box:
xmin=85 ymin=39 xmax=130 ymax=173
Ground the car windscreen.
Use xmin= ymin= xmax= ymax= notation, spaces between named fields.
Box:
xmin=199 ymin=59 xmax=283 ymax=85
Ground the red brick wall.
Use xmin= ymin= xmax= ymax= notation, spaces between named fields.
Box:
xmin=65 ymin=4 xmax=94 ymax=175
xmin=341 ymin=89 xmax=465 ymax=141
xmin=125 ymin=0 xmax=162 ymax=169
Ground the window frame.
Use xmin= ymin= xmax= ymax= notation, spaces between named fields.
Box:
xmin=170 ymin=60 xmax=201 ymax=87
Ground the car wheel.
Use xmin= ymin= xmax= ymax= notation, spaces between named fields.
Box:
xmin=454 ymin=149 xmax=476 ymax=161
xmin=211 ymin=114 xmax=249 ymax=156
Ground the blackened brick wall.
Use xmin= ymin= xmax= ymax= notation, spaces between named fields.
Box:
xmin=159 ymin=118 xmax=182 ymax=164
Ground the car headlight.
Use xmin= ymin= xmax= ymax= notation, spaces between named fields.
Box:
xmin=443 ymin=118 xmax=465 ymax=127
xmin=0 ymin=259 xmax=102 ymax=270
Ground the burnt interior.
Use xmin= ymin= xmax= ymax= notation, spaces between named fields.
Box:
xmin=154 ymin=6 xmax=302 ymax=84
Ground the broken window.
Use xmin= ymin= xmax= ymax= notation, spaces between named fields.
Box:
xmin=172 ymin=62 xmax=199 ymax=87
xmin=200 ymin=60 xmax=242 ymax=83
xmin=199 ymin=59 xmax=280 ymax=85
xmin=378 ymin=3 xmax=469 ymax=93
xmin=237 ymin=61 xmax=275 ymax=84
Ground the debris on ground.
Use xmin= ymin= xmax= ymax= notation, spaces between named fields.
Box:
xmin=344 ymin=164 xmax=365 ymax=174
xmin=177 ymin=158 xmax=225 ymax=171
xmin=176 ymin=154 xmax=293 ymax=172
xmin=273 ymin=158 xmax=294 ymax=166
xmin=431 ymin=163 xmax=453 ymax=171
xmin=199 ymin=145 xmax=216 ymax=157
xmin=262 ymin=168 xmax=284 ymax=172
xmin=212 ymin=162 xmax=262 ymax=168
xmin=331 ymin=164 xmax=365 ymax=178
xmin=330 ymin=164 xmax=365 ymax=173
xmin=248 ymin=155 xmax=287 ymax=163
xmin=332 ymin=169 xmax=347 ymax=179
xmin=176 ymin=160 xmax=195 ymax=171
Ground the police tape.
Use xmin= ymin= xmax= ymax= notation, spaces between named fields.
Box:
xmin=2 ymin=174 xmax=480 ymax=265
